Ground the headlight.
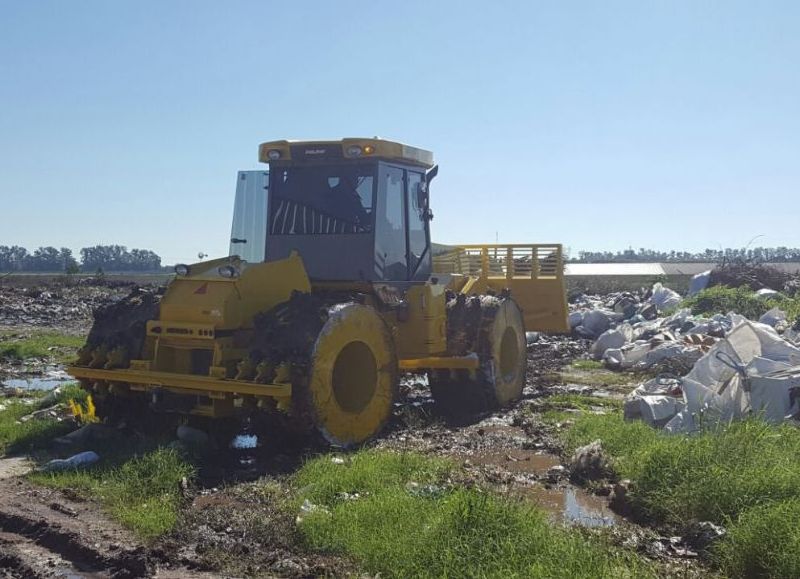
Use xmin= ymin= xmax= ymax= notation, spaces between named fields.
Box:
xmin=217 ymin=265 xmax=239 ymax=278
xmin=346 ymin=145 xmax=363 ymax=157
xmin=174 ymin=264 xmax=190 ymax=276
xmin=267 ymin=149 xmax=281 ymax=160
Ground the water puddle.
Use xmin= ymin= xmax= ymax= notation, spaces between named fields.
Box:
xmin=522 ymin=485 xmax=620 ymax=527
xmin=464 ymin=449 xmax=561 ymax=474
xmin=1 ymin=367 xmax=72 ymax=390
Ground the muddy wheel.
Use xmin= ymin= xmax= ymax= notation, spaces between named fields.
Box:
xmin=298 ymin=303 xmax=398 ymax=448
xmin=431 ymin=296 xmax=526 ymax=413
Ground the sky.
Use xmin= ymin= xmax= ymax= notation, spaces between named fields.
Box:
xmin=1 ymin=1 xmax=799 ymax=265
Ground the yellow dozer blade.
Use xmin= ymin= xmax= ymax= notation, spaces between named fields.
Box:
xmin=433 ymin=244 xmax=570 ymax=333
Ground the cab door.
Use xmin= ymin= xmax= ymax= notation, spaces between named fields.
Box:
xmin=229 ymin=171 xmax=268 ymax=263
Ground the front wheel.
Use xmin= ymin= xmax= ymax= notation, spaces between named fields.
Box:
xmin=299 ymin=303 xmax=398 ymax=447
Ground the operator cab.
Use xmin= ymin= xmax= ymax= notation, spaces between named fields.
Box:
xmin=248 ymin=138 xmax=437 ymax=283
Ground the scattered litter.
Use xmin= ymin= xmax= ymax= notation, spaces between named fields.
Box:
xmin=568 ymin=440 xmax=613 ymax=483
xmin=683 ymin=521 xmax=726 ymax=551
xmin=405 ymin=481 xmax=445 ymax=498
xmin=18 ymin=403 xmax=69 ymax=423
xmin=42 ymin=451 xmax=100 ymax=472
xmin=330 ymin=456 xmax=346 ymax=465
xmin=49 ymin=502 xmax=78 ymax=517
xmin=688 ymin=270 xmax=712 ymax=296
xmin=296 ymin=499 xmax=330 ymax=524
xmin=755 ymin=288 xmax=780 ymax=299
xmin=759 ymin=307 xmax=787 ymax=331
xmin=546 ymin=464 xmax=567 ymax=482
xmin=649 ymin=283 xmax=681 ymax=312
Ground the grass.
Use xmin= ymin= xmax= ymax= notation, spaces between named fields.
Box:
xmin=562 ymin=413 xmax=800 ymax=578
xmin=570 ymin=359 xmax=605 ymax=371
xmin=30 ymin=447 xmax=194 ymax=540
xmin=0 ymin=383 xmax=88 ymax=454
xmin=0 ymin=331 xmax=84 ymax=362
xmin=293 ymin=449 xmax=653 ymax=578
xmin=683 ymin=285 xmax=800 ymax=321
xmin=559 ymin=366 xmax=637 ymax=388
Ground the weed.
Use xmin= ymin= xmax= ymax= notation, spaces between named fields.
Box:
xmin=684 ymin=285 xmax=800 ymax=321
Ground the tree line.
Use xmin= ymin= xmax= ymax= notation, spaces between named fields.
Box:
xmin=571 ymin=247 xmax=800 ymax=263
xmin=0 ymin=245 xmax=162 ymax=273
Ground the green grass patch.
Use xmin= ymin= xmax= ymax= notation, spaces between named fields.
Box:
xmin=542 ymin=394 xmax=622 ymax=412
xmin=30 ymin=447 xmax=193 ymax=540
xmin=293 ymin=450 xmax=652 ymax=578
xmin=715 ymin=498 xmax=800 ymax=578
xmin=683 ymin=285 xmax=800 ymax=321
xmin=570 ymin=359 xmax=605 ymax=370
xmin=0 ymin=384 xmax=88 ymax=454
xmin=0 ymin=331 xmax=84 ymax=362
xmin=562 ymin=413 xmax=800 ymax=578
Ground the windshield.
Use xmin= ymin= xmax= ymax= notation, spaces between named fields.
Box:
xmin=269 ymin=164 xmax=374 ymax=235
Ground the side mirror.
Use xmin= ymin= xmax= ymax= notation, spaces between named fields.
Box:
xmin=416 ymin=183 xmax=427 ymax=209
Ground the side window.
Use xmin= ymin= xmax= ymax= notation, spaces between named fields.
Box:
xmin=406 ymin=172 xmax=427 ymax=275
xmin=377 ymin=167 xmax=407 ymax=279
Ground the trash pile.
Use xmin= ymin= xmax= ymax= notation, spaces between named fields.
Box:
xmin=0 ymin=282 xmax=135 ymax=329
xmin=572 ymin=279 xmax=800 ymax=432
xmin=570 ymin=283 xmax=723 ymax=374
xmin=625 ymin=316 xmax=800 ymax=433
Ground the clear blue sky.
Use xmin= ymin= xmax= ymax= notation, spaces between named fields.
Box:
xmin=2 ymin=1 xmax=798 ymax=264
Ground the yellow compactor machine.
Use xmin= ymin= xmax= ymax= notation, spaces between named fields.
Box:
xmin=69 ymin=138 xmax=569 ymax=447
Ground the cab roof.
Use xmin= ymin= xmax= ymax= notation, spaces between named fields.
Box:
xmin=258 ymin=137 xmax=434 ymax=169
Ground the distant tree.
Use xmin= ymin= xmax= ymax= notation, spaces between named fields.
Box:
xmin=79 ymin=245 xmax=162 ymax=272
xmin=0 ymin=246 xmax=29 ymax=272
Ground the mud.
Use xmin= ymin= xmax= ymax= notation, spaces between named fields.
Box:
xmin=0 ymin=475 xmax=214 ymax=578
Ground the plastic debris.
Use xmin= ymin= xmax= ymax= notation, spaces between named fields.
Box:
xmin=405 ymin=481 xmax=445 ymax=498
xmin=759 ymin=307 xmax=787 ymax=330
xmin=688 ymin=270 xmax=712 ymax=296
xmin=42 ymin=451 xmax=100 ymax=472
xmin=649 ymin=283 xmax=682 ymax=312
xmin=624 ymin=318 xmax=800 ymax=433
xmin=296 ymin=499 xmax=330 ymax=524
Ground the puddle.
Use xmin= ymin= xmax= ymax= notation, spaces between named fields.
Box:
xmin=1 ymin=367 xmax=72 ymax=390
xmin=522 ymin=485 xmax=620 ymax=527
xmin=464 ymin=449 xmax=561 ymax=474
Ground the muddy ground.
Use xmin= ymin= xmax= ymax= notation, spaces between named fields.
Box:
xmin=0 ymin=282 xmax=709 ymax=578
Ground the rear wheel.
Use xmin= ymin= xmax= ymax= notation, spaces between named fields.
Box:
xmin=430 ymin=296 xmax=526 ymax=413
